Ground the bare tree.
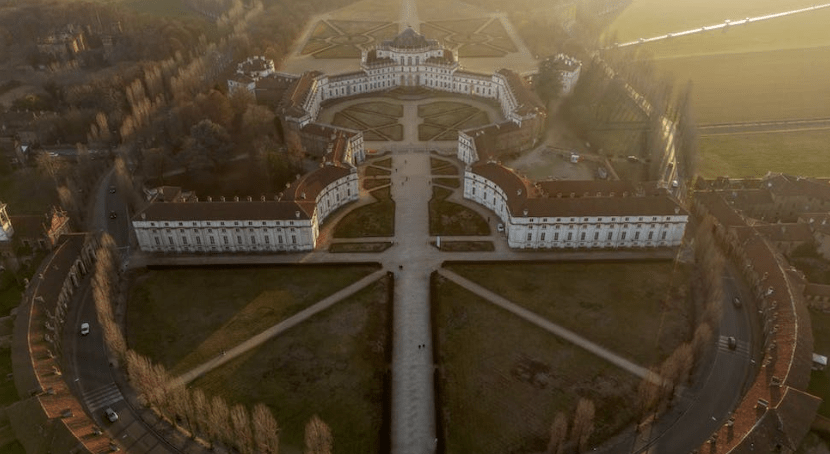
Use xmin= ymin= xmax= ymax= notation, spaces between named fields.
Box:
xmin=304 ymin=414 xmax=332 ymax=454
xmin=230 ymin=403 xmax=254 ymax=454
xmin=252 ymin=403 xmax=280 ymax=454
xmin=571 ymin=398 xmax=595 ymax=453
xmin=208 ymin=395 xmax=232 ymax=448
xmin=191 ymin=388 xmax=209 ymax=442
xmin=547 ymin=411 xmax=568 ymax=454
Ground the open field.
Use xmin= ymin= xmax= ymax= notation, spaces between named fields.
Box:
xmin=333 ymin=187 xmax=395 ymax=237
xmin=193 ymin=276 xmax=390 ymax=454
xmin=699 ymin=129 xmax=830 ymax=178
xmin=434 ymin=277 xmax=639 ymax=453
xmin=653 ymin=46 xmax=830 ymax=124
xmin=429 ymin=187 xmax=489 ymax=236
xmin=126 ymin=265 xmax=379 ymax=374
xmin=445 ymin=261 xmax=692 ymax=367
xmin=606 ymin=0 xmax=823 ymax=42
xmin=808 ymin=309 xmax=830 ymax=417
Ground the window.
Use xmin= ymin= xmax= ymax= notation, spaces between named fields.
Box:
xmin=210 ymin=237 xmax=215 ymax=245
xmin=648 ymin=231 xmax=654 ymax=240
xmin=554 ymin=232 xmax=559 ymax=241
xmin=183 ymin=237 xmax=188 ymax=245
xmin=196 ymin=237 xmax=201 ymax=245
xmin=541 ymin=232 xmax=546 ymax=241
xmin=567 ymin=232 xmax=573 ymax=241
xmin=154 ymin=237 xmax=160 ymax=245
xmin=607 ymin=232 xmax=613 ymax=240
xmin=527 ymin=233 xmax=532 ymax=241
xmin=635 ymin=232 xmax=640 ymax=240
xmin=594 ymin=232 xmax=599 ymax=240
xmin=291 ymin=235 xmax=297 ymax=244
xmin=237 ymin=236 xmax=242 ymax=244
xmin=621 ymin=232 xmax=627 ymax=240
xmin=580 ymin=232 xmax=586 ymax=241
xmin=251 ymin=236 xmax=256 ymax=244
xmin=661 ymin=231 xmax=667 ymax=240
xmin=223 ymin=237 xmax=229 ymax=244
xmin=278 ymin=236 xmax=283 ymax=244
xmin=265 ymin=236 xmax=270 ymax=244
xmin=168 ymin=237 xmax=174 ymax=245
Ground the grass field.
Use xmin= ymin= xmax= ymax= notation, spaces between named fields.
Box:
xmin=808 ymin=309 xmax=830 ymax=417
xmin=429 ymin=187 xmax=489 ymax=236
xmin=654 ymin=47 xmax=830 ymax=123
xmin=699 ymin=129 xmax=830 ymax=178
xmin=434 ymin=277 xmax=639 ymax=453
xmin=332 ymin=102 xmax=403 ymax=141
xmin=126 ymin=265 xmax=378 ymax=374
xmin=333 ymin=187 xmax=395 ymax=237
xmin=606 ymin=0 xmax=822 ymax=42
xmin=445 ymin=261 xmax=692 ymax=367
xmin=193 ymin=277 xmax=390 ymax=454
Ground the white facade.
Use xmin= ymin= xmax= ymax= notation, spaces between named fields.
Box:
xmin=552 ymin=53 xmax=582 ymax=96
xmin=463 ymin=166 xmax=687 ymax=249
xmin=227 ymin=56 xmax=276 ymax=95
xmin=133 ymin=165 xmax=359 ymax=254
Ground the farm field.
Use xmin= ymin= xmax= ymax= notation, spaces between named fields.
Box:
xmin=699 ymin=129 xmax=830 ymax=178
xmin=654 ymin=46 xmax=830 ymax=123
xmin=606 ymin=0 xmax=822 ymax=42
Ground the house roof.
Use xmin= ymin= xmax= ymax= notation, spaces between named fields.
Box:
xmin=497 ymin=68 xmax=546 ymax=116
xmin=284 ymin=164 xmax=351 ymax=202
xmin=386 ymin=27 xmax=433 ymax=49
xmin=9 ymin=215 xmax=46 ymax=240
xmin=134 ymin=200 xmax=316 ymax=222
xmin=471 ymin=163 xmax=686 ymax=218
xmin=752 ymin=223 xmax=813 ymax=243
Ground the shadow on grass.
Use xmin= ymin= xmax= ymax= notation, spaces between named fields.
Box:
xmin=333 ymin=187 xmax=395 ymax=238
xmin=429 ymin=186 xmax=489 ymax=236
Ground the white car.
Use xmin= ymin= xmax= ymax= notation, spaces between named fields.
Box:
xmin=497 ymin=224 xmax=505 ymax=233
xmin=104 ymin=407 xmax=118 ymax=423
xmin=80 ymin=323 xmax=90 ymax=336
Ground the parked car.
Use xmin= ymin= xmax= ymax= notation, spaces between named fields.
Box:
xmin=104 ymin=407 xmax=118 ymax=423
xmin=109 ymin=185 xmax=116 ymax=194
xmin=497 ymin=223 xmax=505 ymax=233
xmin=109 ymin=211 xmax=117 ymax=219
xmin=80 ymin=322 xmax=90 ymax=336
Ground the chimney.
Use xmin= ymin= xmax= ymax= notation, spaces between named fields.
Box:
xmin=523 ymin=209 xmax=528 ymax=216
xmin=301 ymin=192 xmax=306 ymax=200
xmin=261 ymin=195 xmax=266 ymax=201
xmin=234 ymin=196 xmax=239 ymax=202
xmin=295 ymin=211 xmax=300 ymax=219
xmin=220 ymin=196 xmax=226 ymax=202
xmin=141 ymin=213 xmax=146 ymax=220
xmin=246 ymin=196 xmax=252 ymax=202
xmin=207 ymin=196 xmax=212 ymax=202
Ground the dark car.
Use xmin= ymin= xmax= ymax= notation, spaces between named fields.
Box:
xmin=109 ymin=211 xmax=117 ymax=219
xmin=109 ymin=185 xmax=116 ymax=194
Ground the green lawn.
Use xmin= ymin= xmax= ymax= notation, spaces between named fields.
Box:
xmin=429 ymin=187 xmax=489 ymax=236
xmin=192 ymin=276 xmax=390 ymax=454
xmin=700 ymin=129 xmax=830 ymax=178
xmin=445 ymin=261 xmax=692 ymax=367
xmin=434 ymin=277 xmax=639 ymax=454
xmin=333 ymin=187 xmax=395 ymax=238
xmin=808 ymin=309 xmax=830 ymax=417
xmin=126 ymin=265 xmax=379 ymax=374
xmin=653 ymin=47 xmax=830 ymax=123
xmin=606 ymin=0 xmax=822 ymax=42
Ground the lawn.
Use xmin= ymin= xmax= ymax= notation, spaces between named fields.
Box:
xmin=192 ymin=276 xmax=390 ymax=454
xmin=699 ymin=129 xmax=830 ymax=178
xmin=333 ymin=187 xmax=395 ymax=238
xmin=329 ymin=241 xmax=392 ymax=253
xmin=444 ymin=261 xmax=692 ymax=367
xmin=433 ymin=177 xmax=460 ymax=188
xmin=436 ymin=240 xmax=493 ymax=252
xmin=808 ymin=309 xmax=830 ymax=417
xmin=606 ymin=0 xmax=822 ymax=42
xmin=126 ymin=265 xmax=379 ymax=374
xmin=429 ymin=187 xmax=489 ymax=236
xmin=653 ymin=47 xmax=830 ymax=123
xmin=363 ymin=178 xmax=390 ymax=190
xmin=434 ymin=277 xmax=639 ymax=454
